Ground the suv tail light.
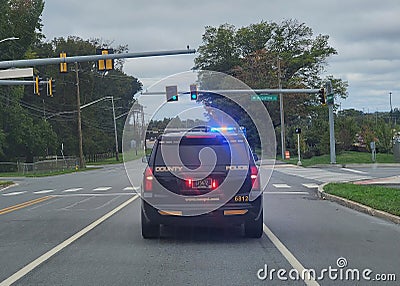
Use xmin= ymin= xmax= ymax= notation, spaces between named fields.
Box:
xmin=186 ymin=178 xmax=193 ymax=188
xmin=144 ymin=167 xmax=153 ymax=191
xmin=212 ymin=179 xmax=218 ymax=190
xmin=250 ymin=166 xmax=260 ymax=190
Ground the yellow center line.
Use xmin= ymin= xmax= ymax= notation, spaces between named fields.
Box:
xmin=0 ymin=196 xmax=53 ymax=215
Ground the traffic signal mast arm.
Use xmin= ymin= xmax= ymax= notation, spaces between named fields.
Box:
xmin=0 ymin=49 xmax=196 ymax=69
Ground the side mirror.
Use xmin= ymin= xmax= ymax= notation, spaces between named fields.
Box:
xmin=142 ymin=155 xmax=150 ymax=163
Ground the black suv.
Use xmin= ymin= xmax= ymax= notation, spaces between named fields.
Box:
xmin=141 ymin=127 xmax=263 ymax=238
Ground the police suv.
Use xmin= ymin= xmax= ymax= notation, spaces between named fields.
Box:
xmin=141 ymin=126 xmax=263 ymax=238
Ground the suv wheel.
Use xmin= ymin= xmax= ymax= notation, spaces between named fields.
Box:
xmin=141 ymin=208 xmax=160 ymax=239
xmin=244 ymin=209 xmax=263 ymax=238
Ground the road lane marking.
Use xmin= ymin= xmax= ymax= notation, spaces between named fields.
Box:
xmin=263 ymin=224 xmax=320 ymax=286
xmin=33 ymin=190 xmax=55 ymax=194
xmin=0 ymin=194 xmax=139 ymax=286
xmin=342 ymin=168 xmax=367 ymax=174
xmin=2 ymin=191 xmax=27 ymax=196
xmin=0 ymin=196 xmax=53 ymax=216
xmin=272 ymin=184 xmax=291 ymax=188
xmin=63 ymin=188 xmax=83 ymax=193
xmin=264 ymin=191 xmax=310 ymax=195
xmin=93 ymin=187 xmax=112 ymax=192
xmin=302 ymin=183 xmax=319 ymax=189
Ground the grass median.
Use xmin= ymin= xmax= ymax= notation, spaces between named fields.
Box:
xmin=0 ymin=180 xmax=14 ymax=188
xmin=324 ymin=183 xmax=400 ymax=216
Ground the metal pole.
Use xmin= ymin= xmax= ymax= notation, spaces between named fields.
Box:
xmin=297 ymin=133 xmax=302 ymax=166
xmin=278 ymin=57 xmax=285 ymax=159
xmin=75 ymin=62 xmax=84 ymax=168
xmin=328 ymin=104 xmax=336 ymax=164
xmin=0 ymin=49 xmax=196 ymax=69
xmin=111 ymin=96 xmax=119 ymax=161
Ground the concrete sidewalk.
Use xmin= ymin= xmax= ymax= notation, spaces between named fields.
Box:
xmin=353 ymin=175 xmax=400 ymax=185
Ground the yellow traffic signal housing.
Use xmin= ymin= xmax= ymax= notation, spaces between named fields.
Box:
xmin=34 ymin=76 xmax=40 ymax=95
xmin=48 ymin=78 xmax=55 ymax=97
xmin=60 ymin=52 xmax=67 ymax=73
xmin=97 ymin=49 xmax=114 ymax=71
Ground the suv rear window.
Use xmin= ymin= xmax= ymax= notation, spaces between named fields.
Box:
xmin=154 ymin=135 xmax=251 ymax=167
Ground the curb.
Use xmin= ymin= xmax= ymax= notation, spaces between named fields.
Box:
xmin=318 ymin=183 xmax=400 ymax=225
xmin=0 ymin=183 xmax=18 ymax=192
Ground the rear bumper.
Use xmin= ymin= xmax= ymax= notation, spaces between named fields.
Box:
xmin=141 ymin=196 xmax=262 ymax=227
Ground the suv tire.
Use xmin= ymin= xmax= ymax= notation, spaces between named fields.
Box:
xmin=244 ymin=209 xmax=263 ymax=238
xmin=141 ymin=207 xmax=160 ymax=239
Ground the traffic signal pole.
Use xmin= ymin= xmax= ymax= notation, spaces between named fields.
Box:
xmin=0 ymin=49 xmax=196 ymax=69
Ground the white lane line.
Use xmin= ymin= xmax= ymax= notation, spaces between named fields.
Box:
xmin=273 ymin=184 xmax=291 ymax=188
xmin=2 ymin=191 xmax=27 ymax=196
xmin=302 ymin=183 xmax=319 ymax=189
xmin=33 ymin=190 xmax=55 ymax=195
xmin=263 ymin=224 xmax=320 ymax=286
xmin=264 ymin=191 xmax=309 ymax=195
xmin=63 ymin=188 xmax=83 ymax=193
xmin=93 ymin=187 xmax=112 ymax=192
xmin=342 ymin=168 xmax=367 ymax=174
xmin=123 ymin=186 xmax=140 ymax=191
xmin=0 ymin=195 xmax=139 ymax=286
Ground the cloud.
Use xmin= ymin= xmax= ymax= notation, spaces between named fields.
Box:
xmin=41 ymin=0 xmax=400 ymax=111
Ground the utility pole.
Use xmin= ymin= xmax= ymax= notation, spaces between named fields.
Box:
xmin=111 ymin=96 xmax=119 ymax=161
xmin=278 ymin=57 xmax=285 ymax=159
xmin=75 ymin=62 xmax=84 ymax=168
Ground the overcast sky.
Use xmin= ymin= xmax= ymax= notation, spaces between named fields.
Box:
xmin=41 ymin=0 xmax=400 ymax=113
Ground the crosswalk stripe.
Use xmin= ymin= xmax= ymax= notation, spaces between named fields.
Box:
xmin=63 ymin=188 xmax=83 ymax=193
xmin=93 ymin=187 xmax=112 ymax=192
xmin=264 ymin=191 xmax=309 ymax=195
xmin=33 ymin=190 xmax=55 ymax=194
xmin=273 ymin=184 xmax=291 ymax=188
xmin=2 ymin=191 xmax=27 ymax=196
xmin=302 ymin=183 xmax=319 ymax=189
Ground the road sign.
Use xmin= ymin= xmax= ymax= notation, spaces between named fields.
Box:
xmin=0 ymin=68 xmax=33 ymax=79
xmin=251 ymin=94 xmax=278 ymax=101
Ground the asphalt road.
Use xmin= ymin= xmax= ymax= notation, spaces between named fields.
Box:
xmin=0 ymin=163 xmax=399 ymax=285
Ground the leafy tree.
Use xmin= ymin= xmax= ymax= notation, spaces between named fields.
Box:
xmin=195 ymin=20 xmax=348 ymax=155
xmin=26 ymin=36 xmax=142 ymax=159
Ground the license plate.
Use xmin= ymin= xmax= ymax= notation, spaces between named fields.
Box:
xmin=194 ymin=178 xmax=212 ymax=189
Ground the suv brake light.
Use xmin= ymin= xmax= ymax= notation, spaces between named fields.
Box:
xmin=144 ymin=167 xmax=153 ymax=191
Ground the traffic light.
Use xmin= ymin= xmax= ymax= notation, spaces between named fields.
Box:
xmin=190 ymin=84 xmax=198 ymax=100
xmin=318 ymin=88 xmax=326 ymax=105
xmin=60 ymin=52 xmax=67 ymax=73
xmin=34 ymin=76 xmax=43 ymax=96
xmin=47 ymin=78 xmax=55 ymax=97
xmin=166 ymin=85 xmax=178 ymax=102
xmin=97 ymin=49 xmax=114 ymax=71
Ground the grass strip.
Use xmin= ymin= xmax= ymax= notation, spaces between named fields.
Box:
xmin=324 ymin=183 xmax=400 ymax=216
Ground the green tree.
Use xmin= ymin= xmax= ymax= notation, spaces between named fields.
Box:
xmin=195 ymin=20 xmax=347 ymax=155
